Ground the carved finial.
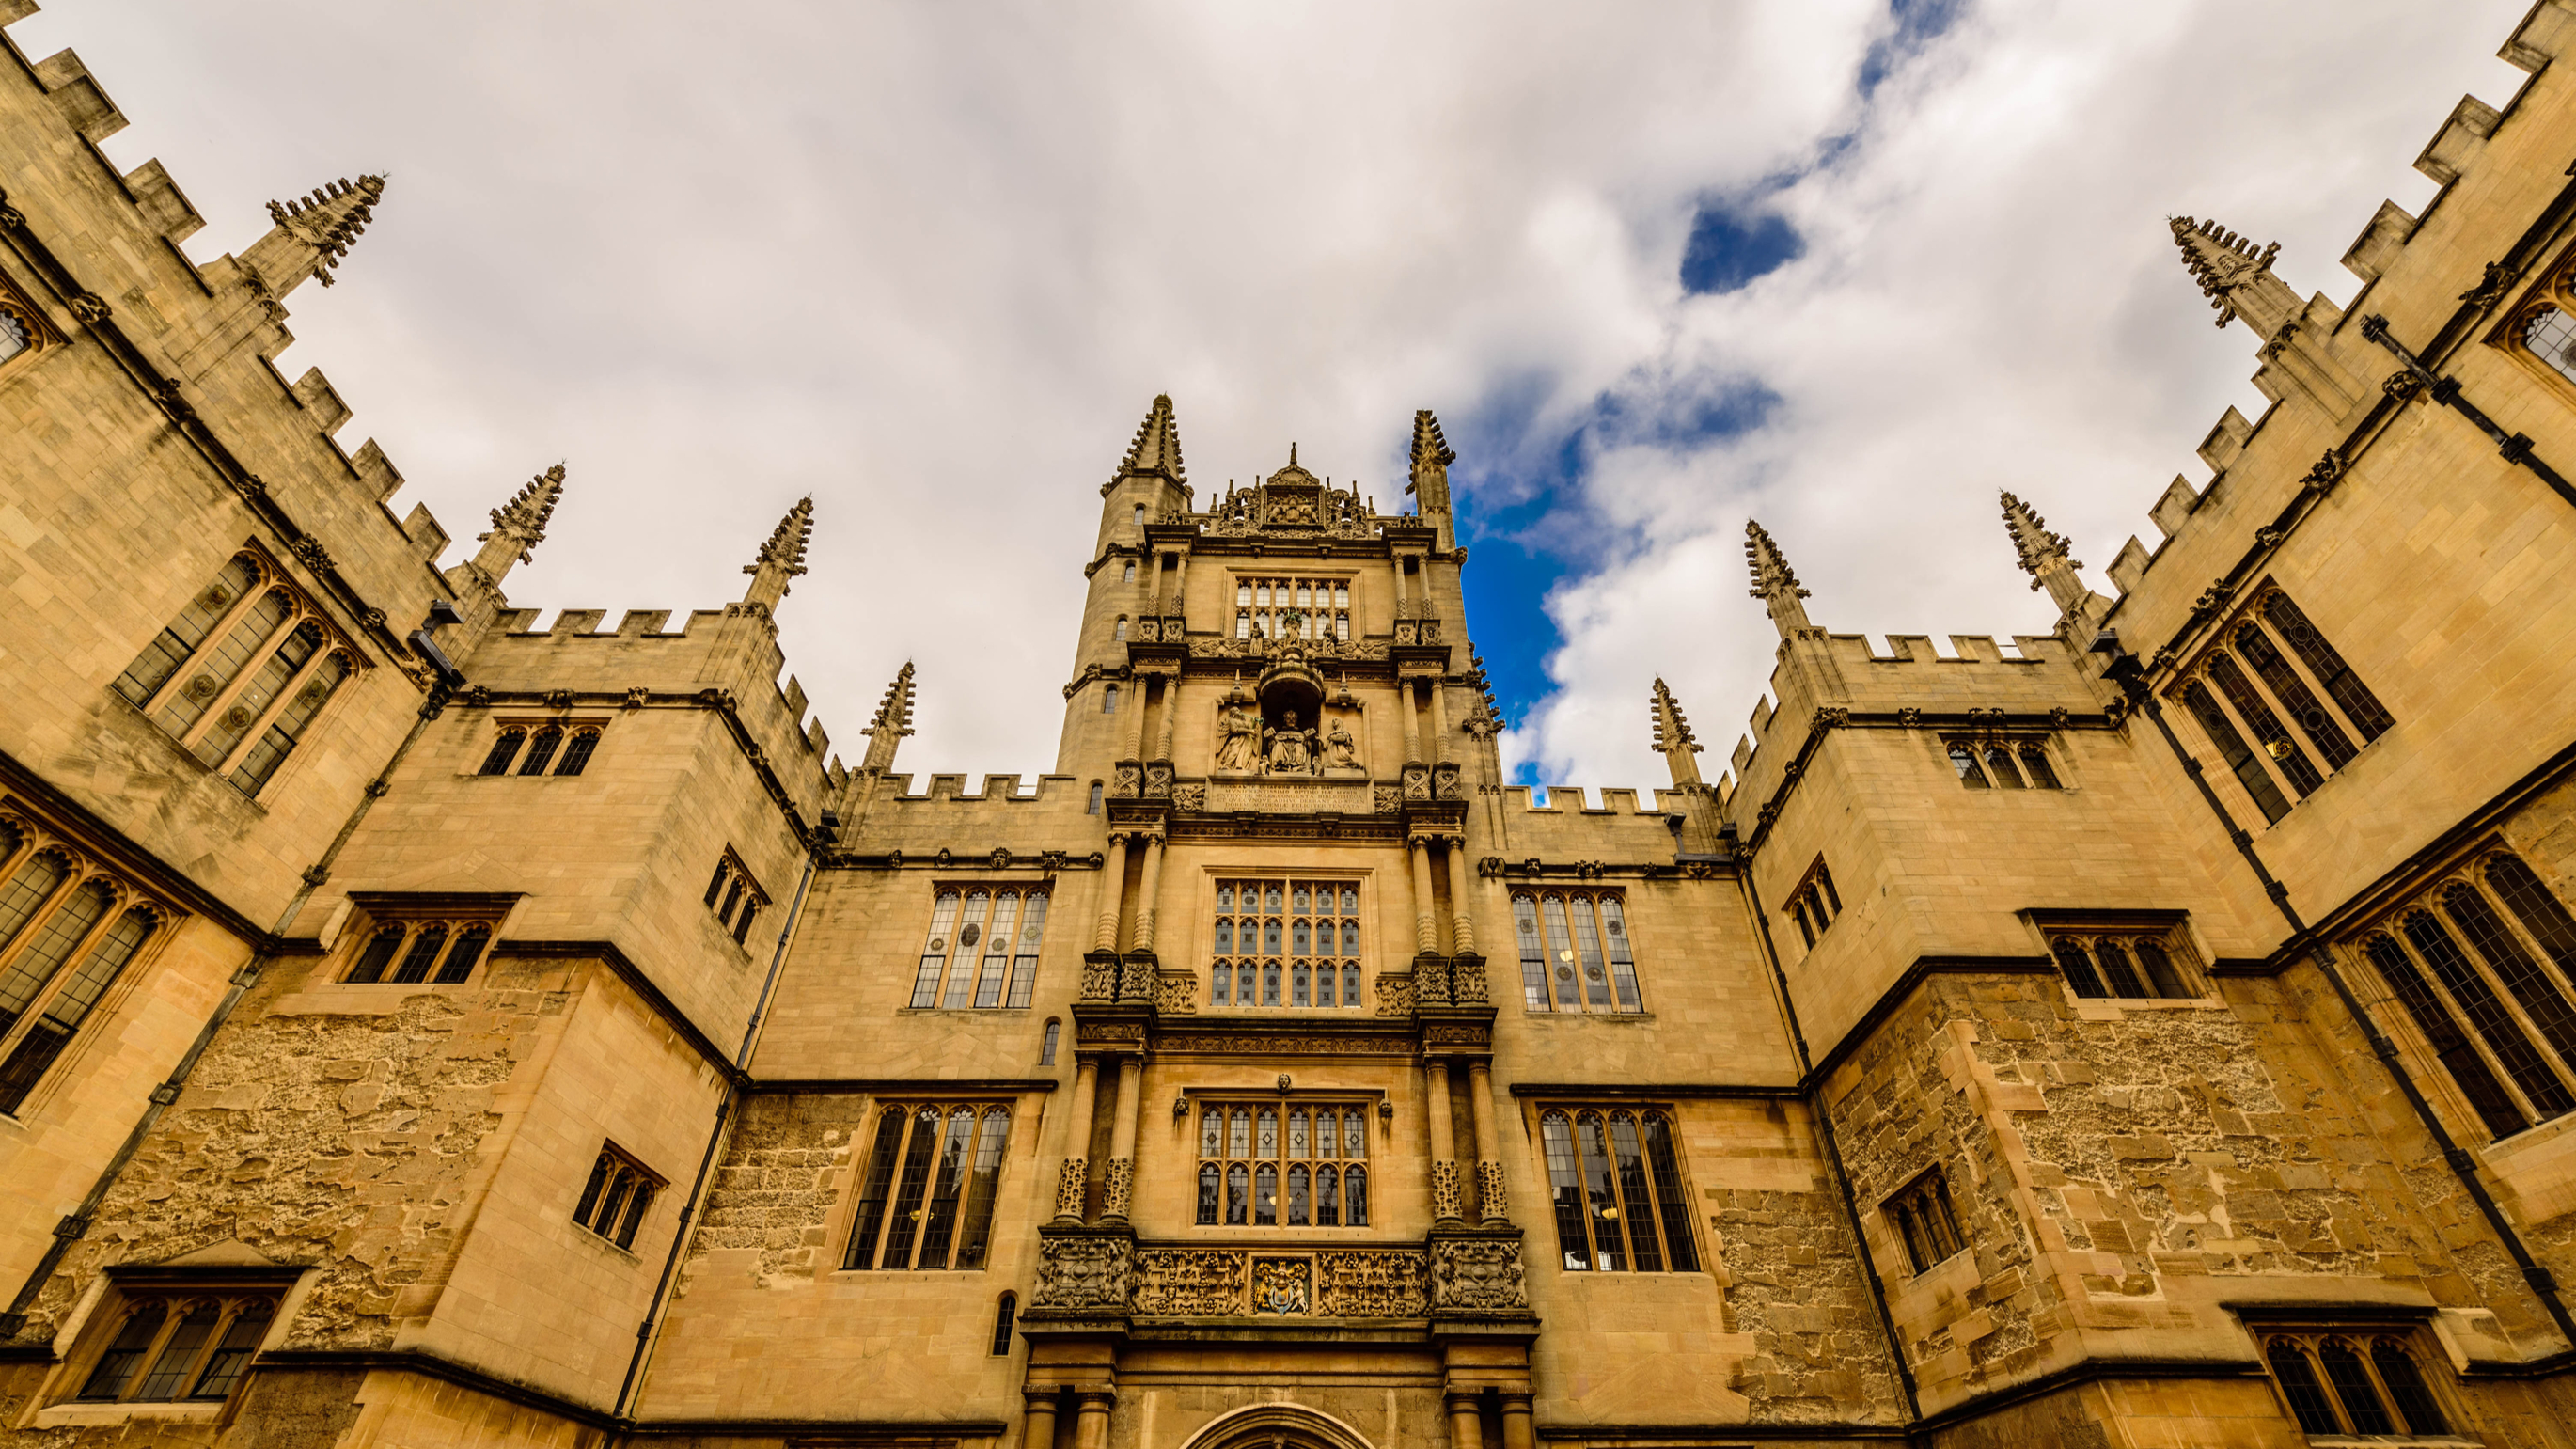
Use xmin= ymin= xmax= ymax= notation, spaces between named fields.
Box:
xmin=1744 ymin=519 xmax=1813 ymax=637
xmin=860 ymin=660 xmax=916 ymax=773
xmin=1112 ymin=394 xmax=1188 ymax=490
xmin=2168 ymin=214 xmax=2298 ymax=336
xmin=1650 ymin=676 xmax=1702 ymax=788
xmin=1406 ymin=408 xmax=1458 ymax=547
xmin=464 ymin=462 xmax=567 ymax=587
xmin=1289 ymin=442 xmax=1298 ymax=466
xmin=258 ymin=174 xmax=387 ymax=291
xmin=740 ymin=496 xmax=814 ymax=614
xmin=1999 ymin=489 xmax=2096 ymax=619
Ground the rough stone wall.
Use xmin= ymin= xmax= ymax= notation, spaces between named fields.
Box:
xmin=1707 ymin=1185 xmax=1905 ymax=1424
xmin=682 ymin=1094 xmax=866 ymax=1290
xmin=17 ymin=953 xmax=574 ymax=1346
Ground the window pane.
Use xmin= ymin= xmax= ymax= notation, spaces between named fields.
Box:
xmin=2364 ymin=934 xmax=2529 ymax=1138
xmin=1576 ymin=1113 xmax=1626 ymax=1271
xmin=1257 ymin=1108 xmax=1278 ymax=1158
xmin=946 ymin=895 xmax=990 ymax=1009
xmin=951 ymin=1107 xmax=1010 ymax=1264
xmin=2051 ymin=939 xmax=2108 ymax=998
xmin=1609 ymin=1112 xmax=1662 ymax=1271
xmin=1287 ymin=1164 xmax=1310 ymax=1225
xmin=1008 ymin=895 xmax=1047 ymax=1009
xmin=1343 ymin=1109 xmax=1366 ymax=1158
xmin=433 ymin=924 xmax=489 ymax=985
xmin=1315 ymin=1110 xmax=1336 ymax=1158
xmin=2182 ymin=682 xmax=2292 ymax=824
xmin=976 ymin=895 xmax=1019 ymax=1009
xmin=134 ymin=1302 xmax=220 ymax=1400
xmin=2268 ymin=1341 xmax=2343 ymax=1435
xmin=1541 ymin=897 xmax=1578 ymax=1010
xmin=2528 ymin=305 xmax=2576 ymax=383
xmin=1601 ymin=898 xmax=1642 ymax=1011
xmin=1948 ymin=743 xmax=1989 ymax=787
xmin=1227 ymin=1163 xmax=1249 ymax=1224
xmin=480 ymin=730 xmax=526 ymax=776
xmin=1515 ymin=896 xmax=1547 ymax=1010
xmin=155 ymin=589 xmax=289 ymax=738
xmin=2131 ymin=939 xmax=2188 ymax=997
xmin=2405 ymin=911 xmax=2576 ymax=1118
xmin=554 ymin=730 xmax=601 ymax=777
xmin=0 ymin=906 xmax=156 ymax=1112
xmin=1542 ymin=1112 xmax=1589 ymax=1269
xmin=1288 ymin=1109 xmax=1309 ymax=1157
xmin=2235 ymin=622 xmax=2356 ymax=768
xmin=1315 ymin=1165 xmax=1340 ymax=1225
xmin=78 ymin=1303 xmax=165 ymax=1400
xmin=1643 ymin=1112 xmax=1699 ymax=1272
xmin=912 ymin=893 xmax=958 ymax=1008
xmin=117 ymin=558 xmax=259 ymax=705
xmin=0 ymin=877 xmax=107 ymax=1036
xmin=517 ymin=728 xmax=562 ymax=776
xmin=845 ymin=1109 xmax=907 ymax=1268
xmin=1230 ymin=1109 xmax=1249 ymax=1158
xmin=389 ymin=925 xmax=447 ymax=985
xmin=1982 ymin=744 xmax=2023 ymax=789
xmin=346 ymin=926 xmax=402 ymax=984
xmin=1198 ymin=1164 xmax=1220 ymax=1225
xmin=2017 ymin=746 xmax=2060 ymax=789
xmin=616 ymin=1180 xmax=656 ymax=1249
xmin=2372 ymin=1338 xmax=2449 ymax=1435
xmin=2316 ymin=1339 xmax=2395 ymax=1434
xmin=2093 ymin=939 xmax=2149 ymax=998
xmin=193 ymin=622 xmax=321 ymax=767
xmin=2207 ymin=652 xmax=2323 ymax=796
xmin=2444 ymin=882 xmax=2576 ymax=1070
xmin=1571 ymin=900 xmax=1613 ymax=1009
xmin=1344 ymin=1165 xmax=1368 ymax=1226
xmin=914 ymin=1108 xmax=977 ymax=1268
xmin=2487 ymin=855 xmax=2576 ymax=986
xmin=879 ymin=1108 xmax=944 ymax=1268
xmin=0 ymin=851 xmax=67 ymax=966
xmin=2263 ymin=592 xmax=2394 ymax=741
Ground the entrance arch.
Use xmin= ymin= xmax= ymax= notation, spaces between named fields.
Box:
xmin=1177 ymin=1402 xmax=1379 ymax=1449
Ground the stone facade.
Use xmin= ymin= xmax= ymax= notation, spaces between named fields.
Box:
xmin=11 ymin=5 xmax=2576 ymax=1448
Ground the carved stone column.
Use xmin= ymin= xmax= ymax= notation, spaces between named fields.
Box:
xmin=1073 ymin=1390 xmax=1117 ymax=1449
xmin=1056 ymin=1059 xmax=1098 ymax=1223
xmin=1103 ymin=1056 xmax=1141 ymax=1221
xmin=1401 ymin=676 xmax=1423 ymax=764
xmin=1022 ymin=1390 xmax=1060 ymax=1449
xmin=1132 ymin=834 xmax=1166 ymax=953
xmin=1443 ymin=837 xmax=1475 ymax=953
xmin=1409 ymin=834 xmax=1439 ymax=954
xmin=1122 ymin=679 xmax=1148 ymax=760
xmin=1468 ymin=1060 xmax=1507 ymax=1224
xmin=1499 ymin=1393 xmax=1535 ymax=1449
xmin=1427 ymin=676 xmax=1451 ymax=764
xmin=1445 ymin=1392 xmax=1484 ymax=1449
xmin=1152 ymin=672 xmax=1180 ymax=762
xmin=1093 ymin=833 xmax=1128 ymax=952
xmin=1426 ymin=1060 xmax=1461 ymax=1224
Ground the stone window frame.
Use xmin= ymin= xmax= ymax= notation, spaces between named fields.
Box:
xmin=1532 ymin=1104 xmax=1701 ymax=1274
xmin=703 ymin=849 xmax=770 ymax=951
xmin=1782 ymin=858 xmax=1841 ymax=951
xmin=107 ymin=543 xmax=368 ymax=800
xmin=2492 ymin=245 xmax=2576 ymax=397
xmin=1190 ymin=1097 xmax=1374 ymax=1230
xmin=906 ymin=883 xmax=1052 ymax=1012
xmin=0 ymin=806 xmax=181 ymax=1120
xmin=1510 ymin=889 xmax=1645 ymax=1015
xmin=474 ymin=716 xmax=608 ymax=779
xmin=839 ymin=1100 xmax=1015 ymax=1272
xmin=573 ymin=1140 xmax=665 ymax=1252
xmin=1207 ymin=875 xmax=1369 ymax=1012
xmin=2031 ymin=912 xmax=2205 ymax=1003
xmin=49 ymin=1269 xmax=303 ymax=1422
xmin=1941 ymin=733 xmax=2065 ymax=791
xmin=2348 ymin=843 xmax=2576 ymax=1145
xmin=0 ymin=263 xmax=68 ymax=379
xmin=335 ymin=893 xmax=513 ymax=987
xmin=2244 ymin=1319 xmax=2459 ymax=1442
xmin=1230 ymin=571 xmax=1356 ymax=644
xmin=989 ymin=1292 xmax=1016 ymax=1356
xmin=1881 ymin=1164 xmax=1967 ymax=1275
xmin=2164 ymin=580 xmax=2394 ymax=828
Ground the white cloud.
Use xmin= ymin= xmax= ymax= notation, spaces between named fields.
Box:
xmin=15 ymin=0 xmax=2535 ymax=791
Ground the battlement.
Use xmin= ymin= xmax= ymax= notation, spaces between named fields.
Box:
xmin=881 ymin=773 xmax=1077 ymax=804
xmin=1504 ymin=786 xmax=1680 ymax=816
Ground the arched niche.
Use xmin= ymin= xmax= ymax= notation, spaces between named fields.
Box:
xmin=1178 ymin=1402 xmax=1379 ymax=1449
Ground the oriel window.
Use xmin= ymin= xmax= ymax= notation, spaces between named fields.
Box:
xmin=1209 ymin=878 xmax=1361 ymax=1009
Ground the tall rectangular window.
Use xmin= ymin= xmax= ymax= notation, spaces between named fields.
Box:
xmin=1537 ymin=1107 xmax=1698 ymax=1272
xmin=0 ymin=815 xmax=168 ymax=1117
xmin=1209 ymin=879 xmax=1361 ymax=1009
xmin=909 ymin=889 xmax=1050 ymax=1010
xmin=1514 ymin=891 xmax=1642 ymax=1013
xmin=1194 ymin=1101 xmax=1369 ymax=1227
xmin=1231 ymin=575 xmax=1353 ymax=643
xmin=843 ymin=1103 xmax=1013 ymax=1269
xmin=2171 ymin=584 xmax=2392 ymax=822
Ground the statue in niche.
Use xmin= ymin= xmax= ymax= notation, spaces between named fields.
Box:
xmin=1324 ymin=715 xmax=1359 ymax=771
xmin=1214 ymin=697 xmax=1262 ymax=773
xmin=1264 ymin=710 xmax=1318 ymax=775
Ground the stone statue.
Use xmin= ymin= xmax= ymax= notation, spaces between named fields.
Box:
xmin=1324 ymin=716 xmax=1359 ymax=770
xmin=1264 ymin=710 xmax=1316 ymax=775
xmin=1214 ymin=700 xmax=1261 ymax=773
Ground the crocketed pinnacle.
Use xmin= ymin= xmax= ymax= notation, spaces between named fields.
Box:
xmin=1112 ymin=394 xmax=1188 ymax=487
xmin=1650 ymin=676 xmax=1703 ymax=788
xmin=2170 ymin=215 xmax=2293 ymax=333
xmin=860 ymin=660 xmax=917 ymax=773
xmin=262 ymin=175 xmax=386 ymax=289
xmin=467 ymin=463 xmax=566 ymax=583
xmin=740 ymin=496 xmax=814 ymax=614
xmin=1744 ymin=519 xmax=1814 ymax=637
xmin=1999 ymin=490 xmax=2097 ymax=618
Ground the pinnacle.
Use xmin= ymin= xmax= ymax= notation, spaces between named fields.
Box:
xmin=1743 ymin=519 xmax=1808 ymax=601
xmin=1650 ymin=676 xmax=1700 ymax=755
xmin=1114 ymin=394 xmax=1188 ymax=486
xmin=489 ymin=463 xmax=566 ymax=542
xmin=866 ymin=662 xmax=917 ymax=738
xmin=2169 ymin=214 xmax=2281 ymax=327
xmin=1999 ymin=490 xmax=2080 ymax=587
xmin=1410 ymin=410 xmax=1455 ymax=471
xmin=752 ymin=496 xmax=815 ymax=578
xmin=265 ymin=174 xmax=387 ymax=288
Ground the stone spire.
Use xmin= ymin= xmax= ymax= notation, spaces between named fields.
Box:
xmin=1113 ymin=395 xmax=1188 ymax=487
xmin=243 ymin=175 xmax=386 ymax=298
xmin=2170 ymin=215 xmax=2301 ymax=339
xmin=1649 ymin=676 xmax=1703 ymax=788
xmin=740 ymin=496 xmax=814 ymax=615
xmin=1406 ymin=409 xmax=1458 ymax=550
xmin=465 ymin=464 xmax=566 ymax=589
xmin=1744 ymin=520 xmax=1814 ymax=637
xmin=859 ymin=661 xmax=916 ymax=774
xmin=2000 ymin=490 xmax=2095 ymax=617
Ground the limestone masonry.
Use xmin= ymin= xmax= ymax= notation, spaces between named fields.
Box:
xmin=9 ymin=4 xmax=2576 ymax=1445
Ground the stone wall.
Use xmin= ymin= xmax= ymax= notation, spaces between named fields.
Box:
xmin=1707 ymin=1185 xmax=1904 ymax=1423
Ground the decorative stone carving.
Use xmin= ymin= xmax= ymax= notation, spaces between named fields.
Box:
xmin=1373 ymin=785 xmax=1401 ymax=814
xmin=1315 ymin=1251 xmax=1430 ymax=1317
xmin=1433 ymin=763 xmax=1462 ymax=799
xmin=1430 ymin=1237 xmax=1527 ymax=1311
xmin=1156 ymin=971 xmax=1198 ymax=1014
xmin=1451 ymin=954 xmax=1488 ymax=1005
xmin=1374 ymin=973 xmax=1415 ymax=1017
xmin=1033 ymin=1234 xmax=1132 ymax=1310
xmin=1476 ymin=1161 xmax=1510 ymax=1223
xmin=1403 ymin=764 xmax=1430 ymax=800
xmin=1054 ymin=1158 xmax=1088 ymax=1220
xmin=1144 ymin=763 xmax=1173 ymax=797
xmin=1812 ymin=705 xmax=1849 ymax=730
xmin=1214 ymin=694 xmax=1262 ymax=772
xmin=1172 ymin=783 xmax=1206 ymax=813
xmin=1252 ymin=1256 xmax=1312 ymax=1315
xmin=1895 ymin=706 xmax=1922 ymax=728
xmin=1102 ymin=1158 xmax=1134 ymax=1219
xmin=1193 ymin=636 xmax=1390 ymax=664
xmin=290 ymin=537 xmax=335 ymax=573
xmin=1114 ymin=763 xmax=1142 ymax=797
xmin=1324 ymin=716 xmax=1359 ymax=770
xmin=1079 ymin=959 xmax=1118 ymax=1001
xmin=623 ymin=686 xmax=650 ymax=709
xmin=1132 ymin=1250 xmax=1246 ymax=1315
xmin=1430 ymin=1160 xmax=1462 ymax=1221
xmin=2384 ymin=370 xmax=2425 ymax=402
xmin=1415 ymin=959 xmax=1453 ymax=1008
xmin=1264 ymin=710 xmax=1317 ymax=774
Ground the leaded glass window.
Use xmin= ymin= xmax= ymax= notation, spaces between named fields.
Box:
xmin=1210 ymin=878 xmax=1361 ymax=1009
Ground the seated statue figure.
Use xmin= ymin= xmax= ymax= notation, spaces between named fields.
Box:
xmin=1264 ymin=710 xmax=1316 ymax=775
xmin=1213 ymin=701 xmax=1262 ymax=773
xmin=1324 ymin=717 xmax=1359 ymax=770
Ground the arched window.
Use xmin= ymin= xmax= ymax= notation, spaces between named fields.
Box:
xmin=2256 ymin=1330 xmax=2450 ymax=1439
xmin=1113 ymin=616 xmax=1128 ymax=641
xmin=989 ymin=1293 xmax=1016 ymax=1357
xmin=1538 ymin=1107 xmax=1696 ymax=1271
xmin=1040 ymin=1018 xmax=1060 ymax=1065
xmin=1947 ymin=743 xmax=1990 ymax=787
xmin=479 ymin=729 xmax=526 ymax=776
xmin=518 ymin=727 xmax=563 ymax=776
xmin=1133 ymin=505 xmax=1146 ymax=527
xmin=1103 ymin=684 xmax=1120 ymax=714
xmin=2017 ymin=745 xmax=2061 ymax=789
xmin=554 ymin=729 xmax=602 ymax=777
xmin=2524 ymin=305 xmax=2576 ymax=384
xmin=1087 ymin=780 xmax=1104 ymax=814
xmin=0 ymin=304 xmax=35 ymax=367
xmin=2180 ymin=681 xmax=2290 ymax=824
xmin=1122 ymin=560 xmax=1136 ymax=583
xmin=0 ymin=905 xmax=157 ymax=1112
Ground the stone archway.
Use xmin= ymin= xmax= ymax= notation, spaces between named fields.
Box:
xmin=1177 ymin=1402 xmax=1379 ymax=1449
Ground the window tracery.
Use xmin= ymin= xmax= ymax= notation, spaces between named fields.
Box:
xmin=1536 ymin=1107 xmax=1697 ymax=1272
xmin=1512 ymin=890 xmax=1642 ymax=1013
xmin=1233 ymin=575 xmax=1352 ymax=643
xmin=910 ymin=888 xmax=1049 ymax=1010
xmin=2257 ymin=1329 xmax=2452 ymax=1441
xmin=1883 ymin=1166 xmax=1966 ymax=1274
xmin=1194 ymin=1101 xmax=1370 ymax=1227
xmin=1782 ymin=862 xmax=1841 ymax=951
xmin=477 ymin=720 xmax=603 ymax=778
xmin=0 ymin=268 xmax=63 ymax=372
xmin=1946 ymin=736 xmax=2064 ymax=789
xmin=704 ymin=852 xmax=768 ymax=948
xmin=0 ymin=812 xmax=173 ymax=1116
xmin=2046 ymin=928 xmax=2197 ymax=1000
xmin=1209 ymin=879 xmax=1361 ymax=1009
xmin=2169 ymin=585 xmax=2391 ymax=824
xmin=111 ymin=548 xmax=362 ymax=796
xmin=573 ymin=1141 xmax=662 ymax=1250
xmin=72 ymin=1287 xmax=280 ymax=1405
xmin=844 ymin=1103 xmax=1013 ymax=1269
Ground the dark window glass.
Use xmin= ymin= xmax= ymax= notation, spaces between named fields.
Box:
xmin=2093 ymin=939 xmax=2150 ymax=998
xmin=1344 ymin=1165 xmax=1367 ymax=1226
xmin=517 ymin=727 xmax=562 ymax=776
xmin=2052 ymin=939 xmax=2108 ymax=998
xmin=1610 ymin=1112 xmax=1661 ymax=1272
xmin=2207 ymin=653 xmax=2323 ymax=795
xmin=2488 ymin=855 xmax=2576 ymax=982
xmin=2182 ymin=681 xmax=2291 ymax=824
xmin=554 ymin=730 xmax=600 ymax=777
xmin=77 ymin=1304 xmax=165 ymax=1399
xmin=2445 ymin=882 xmax=2576 ymax=1070
xmin=2268 ymin=1340 xmax=2342 ymax=1435
xmin=2235 ymin=622 xmax=2357 ymax=768
xmin=389 ymin=925 xmax=448 ymax=984
xmin=134 ymin=1302 xmax=219 ymax=1400
xmin=2263 ymin=592 xmax=2393 ymax=740
xmin=346 ymin=929 xmax=402 ymax=984
xmin=2316 ymin=1339 xmax=2395 ymax=1435
xmin=479 ymin=730 xmax=526 ymax=776
xmin=187 ymin=1302 xmax=269 ymax=1399
xmin=2372 ymin=1337 xmax=2448 ymax=1435
xmin=1983 ymin=744 xmax=2024 ymax=789
xmin=844 ymin=1109 xmax=907 ymax=1269
xmin=2403 ymin=911 xmax=2576 ymax=1118
xmin=433 ymin=924 xmax=488 ymax=984
xmin=0 ymin=906 xmax=157 ymax=1111
xmin=990 ymin=1293 xmax=1016 ymax=1357
xmin=704 ymin=863 xmax=730 ymax=907
xmin=1575 ymin=1112 xmax=1625 ymax=1271
xmin=878 ymin=1108 xmax=944 ymax=1268
xmin=1643 ymin=1111 xmax=1699 ymax=1272
xmin=1198 ymin=1164 xmax=1220 ymax=1225
xmin=1541 ymin=1111 xmax=1588 ymax=1270
xmin=914 ymin=1108 xmax=975 ymax=1268
xmin=2364 ymin=933 xmax=2529 ymax=1139
xmin=1948 ymin=743 xmax=1990 ymax=787
xmin=2018 ymin=747 xmax=2061 ymax=789
xmin=2133 ymin=940 xmax=2189 ymax=997
xmin=1040 ymin=1020 xmax=1060 ymax=1065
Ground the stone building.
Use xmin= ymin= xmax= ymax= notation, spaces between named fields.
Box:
xmin=11 ymin=2 xmax=2576 ymax=1446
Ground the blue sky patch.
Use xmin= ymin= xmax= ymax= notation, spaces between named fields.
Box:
xmin=1860 ymin=0 xmax=1970 ymax=99
xmin=1680 ymin=204 xmax=1803 ymax=295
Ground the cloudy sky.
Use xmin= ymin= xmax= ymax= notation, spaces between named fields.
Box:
xmin=19 ymin=0 xmax=2537 ymax=793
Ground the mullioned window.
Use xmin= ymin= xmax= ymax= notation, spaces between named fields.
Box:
xmin=0 ymin=811 xmax=171 ymax=1116
xmin=2169 ymin=585 xmax=2393 ymax=825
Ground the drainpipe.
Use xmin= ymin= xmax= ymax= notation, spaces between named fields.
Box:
xmin=2359 ymin=315 xmax=2576 ymax=509
xmin=2094 ymin=634 xmax=2576 ymax=1347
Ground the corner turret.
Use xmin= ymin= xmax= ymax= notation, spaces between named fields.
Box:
xmin=1406 ymin=409 xmax=1457 ymax=551
xmin=1096 ymin=394 xmax=1192 ymax=557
